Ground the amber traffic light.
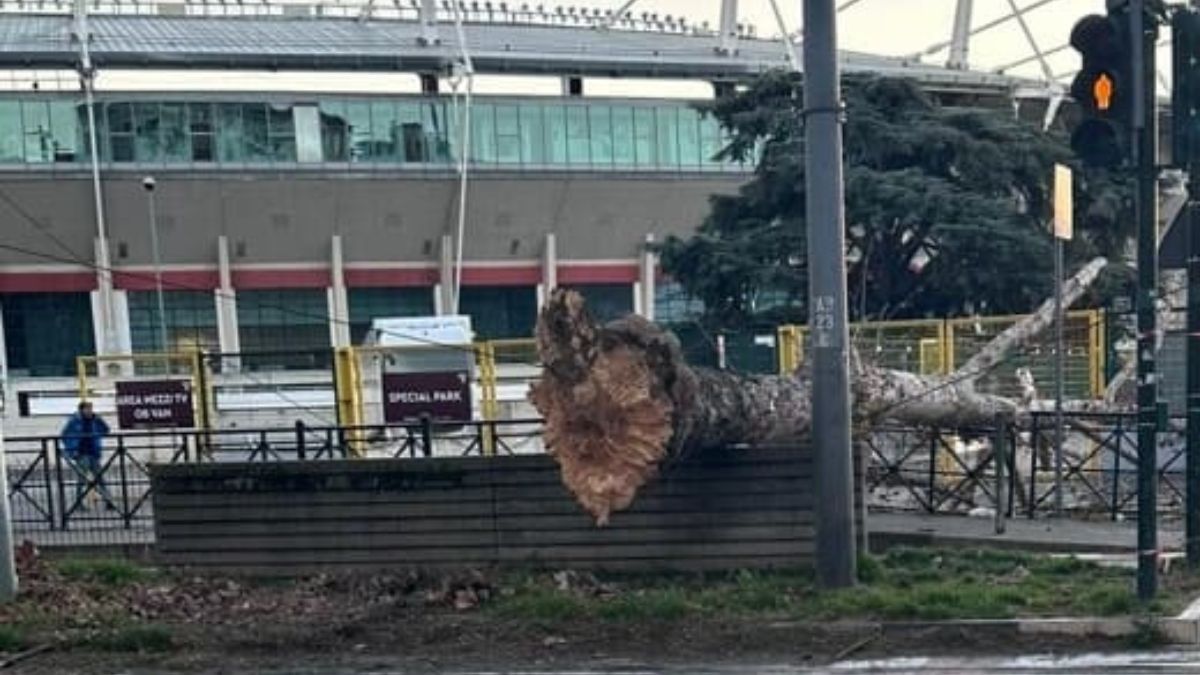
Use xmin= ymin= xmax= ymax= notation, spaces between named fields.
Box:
xmin=1069 ymin=12 xmax=1132 ymax=168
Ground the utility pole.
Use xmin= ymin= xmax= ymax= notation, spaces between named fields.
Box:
xmin=803 ymin=0 xmax=856 ymax=588
xmin=0 ymin=413 xmax=17 ymax=603
xmin=1132 ymin=0 xmax=1160 ymax=601
xmin=1174 ymin=2 xmax=1200 ymax=568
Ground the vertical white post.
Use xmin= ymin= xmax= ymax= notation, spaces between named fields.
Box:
xmin=541 ymin=233 xmax=558 ymax=308
xmin=215 ymin=236 xmax=240 ymax=369
xmin=0 ymin=415 xmax=16 ymax=603
xmin=439 ymin=234 xmax=455 ymax=315
xmin=640 ymin=233 xmax=657 ymax=321
xmin=419 ymin=0 xmax=439 ymax=44
xmin=329 ymin=235 xmax=351 ymax=347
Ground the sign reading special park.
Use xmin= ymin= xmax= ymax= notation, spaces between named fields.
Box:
xmin=382 ymin=371 xmax=472 ymax=423
xmin=115 ymin=379 xmax=196 ymax=429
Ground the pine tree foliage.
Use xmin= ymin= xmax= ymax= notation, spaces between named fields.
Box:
xmin=659 ymin=73 xmax=1133 ymax=328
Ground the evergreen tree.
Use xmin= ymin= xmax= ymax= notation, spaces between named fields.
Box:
xmin=659 ymin=72 xmax=1133 ymax=328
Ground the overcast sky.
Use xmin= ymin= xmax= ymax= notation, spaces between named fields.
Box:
xmin=80 ymin=0 xmax=1165 ymax=93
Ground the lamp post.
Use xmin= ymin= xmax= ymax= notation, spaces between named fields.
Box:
xmin=142 ymin=176 xmax=168 ymax=353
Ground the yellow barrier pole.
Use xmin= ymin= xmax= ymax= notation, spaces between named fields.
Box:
xmin=75 ymin=356 xmax=89 ymax=402
xmin=334 ymin=347 xmax=365 ymax=458
xmin=477 ymin=343 xmax=499 ymax=456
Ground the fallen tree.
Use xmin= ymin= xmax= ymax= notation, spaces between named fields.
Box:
xmin=530 ymin=257 xmax=1114 ymax=524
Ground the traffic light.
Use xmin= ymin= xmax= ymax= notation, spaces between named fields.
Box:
xmin=1174 ymin=9 xmax=1200 ymax=168
xmin=1069 ymin=10 xmax=1133 ymax=168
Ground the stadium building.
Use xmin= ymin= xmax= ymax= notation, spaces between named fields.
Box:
xmin=0 ymin=0 xmax=1045 ymax=432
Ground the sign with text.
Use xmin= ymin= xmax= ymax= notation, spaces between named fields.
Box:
xmin=382 ymin=371 xmax=472 ymax=423
xmin=115 ymin=379 xmax=195 ymax=429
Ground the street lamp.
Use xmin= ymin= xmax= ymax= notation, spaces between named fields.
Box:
xmin=142 ymin=176 xmax=168 ymax=353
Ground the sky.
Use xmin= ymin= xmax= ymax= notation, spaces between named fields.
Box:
xmin=25 ymin=0 xmax=1163 ymax=94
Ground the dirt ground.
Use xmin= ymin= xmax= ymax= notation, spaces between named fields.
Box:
xmin=0 ymin=545 xmax=1177 ymax=674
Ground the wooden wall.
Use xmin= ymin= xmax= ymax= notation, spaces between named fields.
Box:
xmin=152 ymin=446 xmax=862 ymax=574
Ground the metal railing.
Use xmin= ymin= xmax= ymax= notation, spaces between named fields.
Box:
xmin=866 ymin=411 xmax=1182 ymax=520
xmin=4 ymin=417 xmax=543 ymax=547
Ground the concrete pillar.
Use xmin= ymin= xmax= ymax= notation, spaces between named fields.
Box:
xmin=438 ymin=234 xmax=455 ymax=315
xmin=639 ymin=233 xmax=657 ymax=321
xmin=419 ymin=0 xmax=439 ymax=45
xmin=329 ymin=235 xmax=351 ymax=348
xmin=540 ymin=232 xmax=558 ymax=308
xmin=947 ymin=0 xmax=974 ymax=70
xmin=215 ymin=235 xmax=241 ymax=362
xmin=91 ymin=237 xmax=123 ymax=356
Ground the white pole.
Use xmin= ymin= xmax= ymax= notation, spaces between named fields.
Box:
xmin=0 ymin=414 xmax=17 ymax=603
xmin=145 ymin=178 xmax=168 ymax=352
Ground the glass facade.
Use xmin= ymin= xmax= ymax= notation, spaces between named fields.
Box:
xmin=128 ymin=290 xmax=219 ymax=354
xmin=459 ymin=287 xmax=537 ymax=340
xmin=654 ymin=282 xmax=705 ymax=325
xmin=236 ymin=289 xmax=331 ymax=366
xmin=348 ymin=287 xmax=435 ymax=344
xmin=567 ymin=284 xmax=634 ymax=323
xmin=0 ymin=95 xmax=745 ymax=172
xmin=2 ymin=293 xmax=95 ymax=377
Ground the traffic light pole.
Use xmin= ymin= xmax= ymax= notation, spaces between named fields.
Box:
xmin=1132 ymin=0 xmax=1160 ymax=602
xmin=803 ymin=0 xmax=856 ymax=589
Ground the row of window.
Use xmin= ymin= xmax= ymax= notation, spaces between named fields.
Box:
xmin=3 ymin=284 xmax=660 ymax=376
xmin=0 ymin=97 xmax=746 ymax=172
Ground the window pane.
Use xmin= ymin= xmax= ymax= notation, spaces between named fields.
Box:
xmin=494 ymin=104 xmax=520 ymax=165
xmin=236 ymin=289 xmax=331 ymax=370
xmin=160 ymin=102 xmax=189 ymax=162
xmin=188 ymin=103 xmax=214 ymax=162
xmin=700 ymin=114 xmax=723 ymax=166
xmin=633 ymin=107 xmax=655 ymax=167
xmin=345 ymin=100 xmax=372 ymax=162
xmin=128 ymin=290 xmax=218 ymax=353
xmin=470 ymin=103 xmax=497 ymax=164
xmin=267 ymin=103 xmax=296 ymax=161
xmin=216 ymin=103 xmax=244 ymax=162
xmin=21 ymin=101 xmax=51 ymax=163
xmin=319 ymin=100 xmax=349 ymax=162
xmin=567 ymin=284 xmax=632 ymax=322
xmin=293 ymin=104 xmax=322 ymax=163
xmin=48 ymin=100 xmax=79 ymax=162
xmin=565 ymin=106 xmax=590 ymax=165
xmin=459 ymin=286 xmax=536 ymax=340
xmin=611 ymin=106 xmax=634 ymax=166
xmin=2 ymin=292 xmax=95 ymax=377
xmin=424 ymin=101 xmax=452 ymax=162
xmin=347 ymin=287 xmax=435 ymax=343
xmin=588 ymin=105 xmax=613 ymax=167
xmin=544 ymin=104 xmax=567 ymax=165
xmin=677 ymin=109 xmax=700 ymax=168
xmin=0 ymin=101 xmax=22 ymax=162
xmin=397 ymin=102 xmax=427 ymax=162
xmin=241 ymin=104 xmax=270 ymax=162
xmin=655 ymin=107 xmax=678 ymax=168
xmin=369 ymin=100 xmax=398 ymax=162
xmin=518 ymin=104 xmax=544 ymax=165
xmin=134 ymin=102 xmax=161 ymax=162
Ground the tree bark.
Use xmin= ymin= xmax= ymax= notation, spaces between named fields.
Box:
xmin=530 ymin=258 xmax=1112 ymax=523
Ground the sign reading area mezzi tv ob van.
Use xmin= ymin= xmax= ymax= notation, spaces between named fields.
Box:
xmin=115 ymin=379 xmax=196 ymax=429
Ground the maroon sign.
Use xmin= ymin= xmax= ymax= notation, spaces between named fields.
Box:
xmin=115 ymin=379 xmax=195 ymax=429
xmin=382 ymin=371 xmax=472 ymax=423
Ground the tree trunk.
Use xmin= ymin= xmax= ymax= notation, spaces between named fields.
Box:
xmin=530 ymin=258 xmax=1111 ymax=523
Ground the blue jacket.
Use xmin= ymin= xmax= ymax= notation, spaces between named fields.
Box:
xmin=61 ymin=413 xmax=109 ymax=458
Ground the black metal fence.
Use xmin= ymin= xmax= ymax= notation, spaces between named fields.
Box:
xmin=4 ymin=418 xmax=543 ymax=548
xmin=866 ymin=411 xmax=1184 ymax=520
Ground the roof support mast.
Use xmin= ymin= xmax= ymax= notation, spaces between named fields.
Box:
xmin=419 ymin=0 xmax=438 ymax=44
xmin=947 ymin=0 xmax=973 ymax=69
xmin=72 ymin=0 xmax=119 ymax=359
xmin=719 ymin=0 xmax=738 ymax=54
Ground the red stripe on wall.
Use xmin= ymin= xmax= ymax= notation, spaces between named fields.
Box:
xmin=0 ymin=271 xmax=96 ymax=293
xmin=345 ymin=267 xmax=439 ymax=288
xmin=557 ymin=263 xmax=639 ymax=285
xmin=461 ymin=265 xmax=541 ymax=286
xmin=231 ymin=268 xmax=331 ymax=289
xmin=114 ymin=269 xmax=220 ymax=292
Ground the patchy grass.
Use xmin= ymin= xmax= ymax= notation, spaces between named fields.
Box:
xmin=55 ymin=558 xmax=156 ymax=587
xmin=81 ymin=624 xmax=174 ymax=653
xmin=0 ymin=625 xmax=27 ymax=653
xmin=489 ymin=548 xmax=1171 ymax=623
